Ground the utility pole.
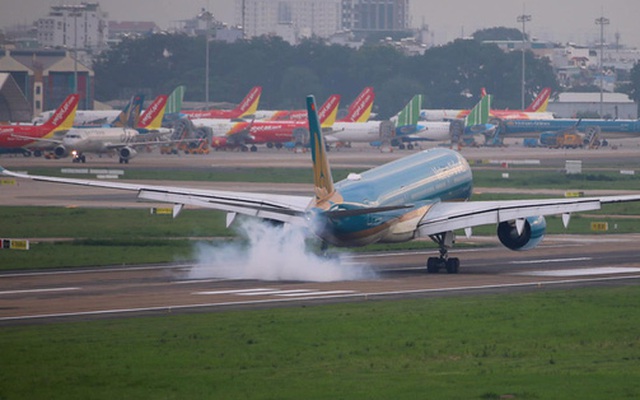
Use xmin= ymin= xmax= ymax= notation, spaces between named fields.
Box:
xmin=198 ymin=9 xmax=213 ymax=107
xmin=517 ymin=7 xmax=531 ymax=110
xmin=595 ymin=14 xmax=610 ymax=118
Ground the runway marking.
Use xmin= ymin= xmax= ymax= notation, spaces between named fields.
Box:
xmin=0 ymin=287 xmax=80 ymax=296
xmin=237 ymin=289 xmax=312 ymax=296
xmin=509 ymin=257 xmax=592 ymax=265
xmin=515 ymin=267 xmax=640 ymax=277
xmin=194 ymin=288 xmax=358 ymax=298
xmin=194 ymin=288 xmax=273 ymax=295
xmin=277 ymin=290 xmax=355 ymax=297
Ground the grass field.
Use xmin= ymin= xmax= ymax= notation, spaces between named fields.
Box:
xmin=1 ymin=286 xmax=639 ymax=399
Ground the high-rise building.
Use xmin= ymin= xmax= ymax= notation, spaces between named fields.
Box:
xmin=234 ymin=0 xmax=341 ymax=43
xmin=341 ymin=0 xmax=409 ymax=34
xmin=36 ymin=2 xmax=108 ymax=51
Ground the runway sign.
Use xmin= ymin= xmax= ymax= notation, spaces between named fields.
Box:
xmin=1 ymin=239 xmax=30 ymax=250
xmin=591 ymin=222 xmax=609 ymax=232
xmin=150 ymin=207 xmax=173 ymax=215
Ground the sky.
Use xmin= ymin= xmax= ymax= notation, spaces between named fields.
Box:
xmin=1 ymin=0 xmax=639 ymax=49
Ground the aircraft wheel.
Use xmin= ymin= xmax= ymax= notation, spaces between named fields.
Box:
xmin=241 ymin=146 xmax=249 ymax=152
xmin=407 ymin=144 xmax=414 ymax=150
xmin=275 ymin=143 xmax=283 ymax=149
xmin=250 ymin=145 xmax=258 ymax=152
xmin=445 ymin=258 xmax=460 ymax=274
xmin=426 ymin=257 xmax=441 ymax=273
xmin=398 ymin=143 xmax=406 ymax=150
xmin=266 ymin=142 xmax=274 ymax=149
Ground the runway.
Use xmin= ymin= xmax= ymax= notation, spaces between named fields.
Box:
xmin=2 ymin=234 xmax=640 ymax=325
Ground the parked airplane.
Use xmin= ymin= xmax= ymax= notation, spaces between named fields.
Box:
xmin=194 ymin=94 xmax=341 ymax=151
xmin=0 ymin=94 xmax=79 ymax=156
xmin=4 ymin=94 xmax=640 ymax=273
xmin=251 ymin=87 xmax=374 ymax=123
xmin=49 ymin=95 xmax=173 ymax=163
xmin=182 ymin=86 xmax=262 ymax=119
xmin=420 ymin=87 xmax=553 ymax=121
xmin=499 ymin=117 xmax=640 ymax=135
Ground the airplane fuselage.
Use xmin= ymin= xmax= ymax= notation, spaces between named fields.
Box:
xmin=501 ymin=118 xmax=640 ymax=134
xmin=63 ymin=128 xmax=140 ymax=153
xmin=311 ymin=148 xmax=473 ymax=247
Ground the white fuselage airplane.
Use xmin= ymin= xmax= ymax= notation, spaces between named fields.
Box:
xmin=3 ymin=95 xmax=640 ymax=274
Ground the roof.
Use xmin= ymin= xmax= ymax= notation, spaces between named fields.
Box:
xmin=0 ymin=73 xmax=32 ymax=122
xmin=554 ymin=92 xmax=635 ymax=104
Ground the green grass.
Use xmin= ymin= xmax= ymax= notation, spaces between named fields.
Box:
xmin=1 ymin=286 xmax=639 ymax=399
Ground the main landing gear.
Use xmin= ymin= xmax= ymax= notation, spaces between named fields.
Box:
xmin=426 ymin=232 xmax=460 ymax=274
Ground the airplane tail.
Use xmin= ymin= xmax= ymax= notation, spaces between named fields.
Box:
xmin=111 ymin=94 xmax=144 ymax=128
xmin=525 ymin=87 xmax=551 ymax=112
xmin=394 ymin=94 xmax=423 ymax=127
xmin=41 ymin=94 xmax=80 ymax=132
xmin=318 ymin=95 xmax=341 ymax=128
xmin=465 ymin=94 xmax=491 ymax=126
xmin=165 ymin=86 xmax=186 ymax=115
xmin=235 ymin=86 xmax=262 ymax=117
xmin=138 ymin=95 xmax=168 ymax=130
xmin=307 ymin=95 xmax=335 ymax=202
xmin=340 ymin=87 xmax=374 ymax=122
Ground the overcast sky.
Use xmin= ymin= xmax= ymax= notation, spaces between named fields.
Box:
xmin=1 ymin=0 xmax=638 ymax=48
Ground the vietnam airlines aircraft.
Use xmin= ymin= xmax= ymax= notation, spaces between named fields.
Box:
xmin=4 ymin=94 xmax=640 ymax=274
xmin=420 ymin=87 xmax=554 ymax=121
xmin=182 ymin=86 xmax=262 ymax=119
xmin=49 ymin=94 xmax=173 ymax=163
xmin=0 ymin=94 xmax=79 ymax=156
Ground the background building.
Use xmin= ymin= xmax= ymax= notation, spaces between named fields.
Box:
xmin=36 ymin=2 xmax=109 ymax=52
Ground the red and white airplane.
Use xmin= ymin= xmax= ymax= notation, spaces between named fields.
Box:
xmin=181 ymin=86 xmax=262 ymax=119
xmin=0 ymin=94 xmax=79 ymax=156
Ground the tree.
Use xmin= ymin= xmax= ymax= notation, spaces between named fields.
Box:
xmin=473 ymin=27 xmax=528 ymax=42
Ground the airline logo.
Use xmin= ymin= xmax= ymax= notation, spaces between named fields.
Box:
xmin=48 ymin=94 xmax=79 ymax=128
xmin=238 ymin=86 xmax=262 ymax=114
xmin=527 ymin=87 xmax=551 ymax=112
xmin=318 ymin=95 xmax=340 ymax=122
xmin=346 ymin=87 xmax=374 ymax=122
xmin=139 ymin=95 xmax=168 ymax=128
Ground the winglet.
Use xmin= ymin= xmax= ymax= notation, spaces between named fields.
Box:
xmin=307 ymin=95 xmax=335 ymax=201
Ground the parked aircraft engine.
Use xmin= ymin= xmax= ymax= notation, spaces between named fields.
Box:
xmin=118 ymin=146 xmax=137 ymax=161
xmin=54 ymin=145 xmax=69 ymax=158
xmin=497 ymin=215 xmax=546 ymax=251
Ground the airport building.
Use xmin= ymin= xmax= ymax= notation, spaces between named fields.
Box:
xmin=36 ymin=2 xmax=109 ymax=52
xmin=0 ymin=49 xmax=94 ymax=119
xmin=547 ymin=92 xmax=637 ymax=119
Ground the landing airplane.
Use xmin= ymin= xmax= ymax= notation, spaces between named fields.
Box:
xmin=251 ymin=87 xmax=374 ymax=122
xmin=421 ymin=87 xmax=553 ymax=122
xmin=182 ymin=86 xmax=262 ymax=120
xmin=195 ymin=94 xmax=341 ymax=151
xmin=0 ymin=94 xmax=79 ymax=156
xmin=4 ymin=94 xmax=640 ymax=274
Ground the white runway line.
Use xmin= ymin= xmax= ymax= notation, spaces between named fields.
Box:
xmin=515 ymin=267 xmax=640 ymax=277
xmin=194 ymin=288 xmax=274 ymax=295
xmin=509 ymin=257 xmax=592 ymax=265
xmin=0 ymin=287 xmax=80 ymax=295
xmin=277 ymin=290 xmax=355 ymax=297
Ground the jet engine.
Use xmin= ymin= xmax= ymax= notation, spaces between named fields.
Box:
xmin=497 ymin=215 xmax=546 ymax=251
xmin=54 ymin=145 xmax=69 ymax=158
xmin=118 ymin=146 xmax=137 ymax=161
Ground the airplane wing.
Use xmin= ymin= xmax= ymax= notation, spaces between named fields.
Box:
xmin=0 ymin=167 xmax=312 ymax=225
xmin=10 ymin=134 xmax=62 ymax=144
xmin=104 ymin=139 xmax=185 ymax=150
xmin=417 ymin=195 xmax=640 ymax=236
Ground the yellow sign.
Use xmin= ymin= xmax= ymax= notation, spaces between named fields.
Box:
xmin=150 ymin=207 xmax=173 ymax=215
xmin=565 ymin=191 xmax=584 ymax=198
xmin=591 ymin=222 xmax=609 ymax=232
xmin=10 ymin=240 xmax=29 ymax=250
xmin=1 ymin=179 xmax=16 ymax=185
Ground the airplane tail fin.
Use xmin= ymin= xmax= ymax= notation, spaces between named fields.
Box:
xmin=318 ymin=94 xmax=341 ymax=128
xmin=236 ymin=86 xmax=262 ymax=117
xmin=165 ymin=86 xmax=186 ymax=115
xmin=340 ymin=87 xmax=374 ymax=122
xmin=394 ymin=94 xmax=423 ymax=127
xmin=307 ymin=95 xmax=335 ymax=202
xmin=525 ymin=87 xmax=551 ymax=112
xmin=111 ymin=94 xmax=144 ymax=128
xmin=138 ymin=95 xmax=168 ymax=130
xmin=42 ymin=94 xmax=80 ymax=132
xmin=480 ymin=87 xmax=488 ymax=97
xmin=465 ymin=94 xmax=491 ymax=126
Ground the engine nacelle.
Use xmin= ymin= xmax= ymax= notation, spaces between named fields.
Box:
xmin=54 ymin=145 xmax=68 ymax=158
xmin=497 ymin=216 xmax=546 ymax=251
xmin=118 ymin=146 xmax=137 ymax=160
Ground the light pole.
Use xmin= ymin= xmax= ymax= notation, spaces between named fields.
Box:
xmin=198 ymin=9 xmax=213 ymax=107
xmin=517 ymin=10 xmax=531 ymax=110
xmin=595 ymin=14 xmax=610 ymax=117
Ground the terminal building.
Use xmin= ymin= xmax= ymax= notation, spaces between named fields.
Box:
xmin=547 ymin=92 xmax=637 ymax=119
